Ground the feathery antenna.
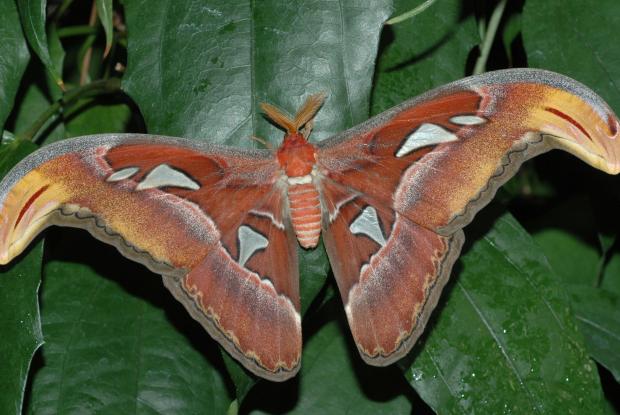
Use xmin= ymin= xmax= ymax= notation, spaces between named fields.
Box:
xmin=260 ymin=93 xmax=326 ymax=135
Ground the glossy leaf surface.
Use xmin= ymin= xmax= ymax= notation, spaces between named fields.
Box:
xmin=0 ymin=0 xmax=30 ymax=128
xmin=404 ymin=213 xmax=604 ymax=414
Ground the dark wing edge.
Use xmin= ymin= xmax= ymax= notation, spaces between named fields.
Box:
xmin=357 ymin=230 xmax=465 ymax=367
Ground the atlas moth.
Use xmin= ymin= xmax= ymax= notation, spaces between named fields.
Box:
xmin=1 ymin=68 xmax=618 ymax=381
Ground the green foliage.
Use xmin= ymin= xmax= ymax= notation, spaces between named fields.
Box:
xmin=0 ymin=138 xmax=42 ymax=415
xmin=1 ymin=0 xmax=619 ymax=413
xmin=406 ymin=212 xmax=604 ymax=413
xmin=29 ymin=233 xmax=232 ymax=414
xmin=0 ymin=0 xmax=30 ymax=126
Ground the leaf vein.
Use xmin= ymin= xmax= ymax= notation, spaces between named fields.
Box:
xmin=458 ymin=281 xmax=542 ymax=413
xmin=575 ymin=314 xmax=620 ymax=341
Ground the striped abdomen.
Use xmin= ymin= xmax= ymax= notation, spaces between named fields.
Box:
xmin=287 ymin=179 xmax=321 ymax=248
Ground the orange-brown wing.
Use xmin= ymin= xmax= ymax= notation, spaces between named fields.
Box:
xmin=319 ymin=183 xmax=463 ymax=365
xmin=0 ymin=134 xmax=301 ymax=381
xmin=317 ymin=68 xmax=620 ymax=365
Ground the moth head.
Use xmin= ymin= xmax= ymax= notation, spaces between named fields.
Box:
xmin=261 ymin=93 xmax=326 ymax=176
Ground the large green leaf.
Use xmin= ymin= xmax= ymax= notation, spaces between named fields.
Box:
xmin=371 ymin=0 xmax=479 ymax=114
xmin=0 ymin=0 xmax=30 ymax=129
xmin=522 ymin=0 xmax=620 ymax=112
xmin=122 ymin=0 xmax=391 ymax=142
xmin=0 ymin=139 xmax=42 ymax=415
xmin=404 ymin=213 xmax=604 ymax=413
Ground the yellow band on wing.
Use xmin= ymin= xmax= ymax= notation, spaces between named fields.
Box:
xmin=528 ymin=87 xmax=620 ymax=174
xmin=0 ymin=170 xmax=67 ymax=264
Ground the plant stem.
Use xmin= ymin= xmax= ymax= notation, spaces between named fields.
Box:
xmin=57 ymin=25 xmax=98 ymax=38
xmin=17 ymin=78 xmax=122 ymax=143
xmin=80 ymin=0 xmax=100 ymax=85
xmin=385 ymin=0 xmax=438 ymax=25
xmin=473 ymin=0 xmax=507 ymax=75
